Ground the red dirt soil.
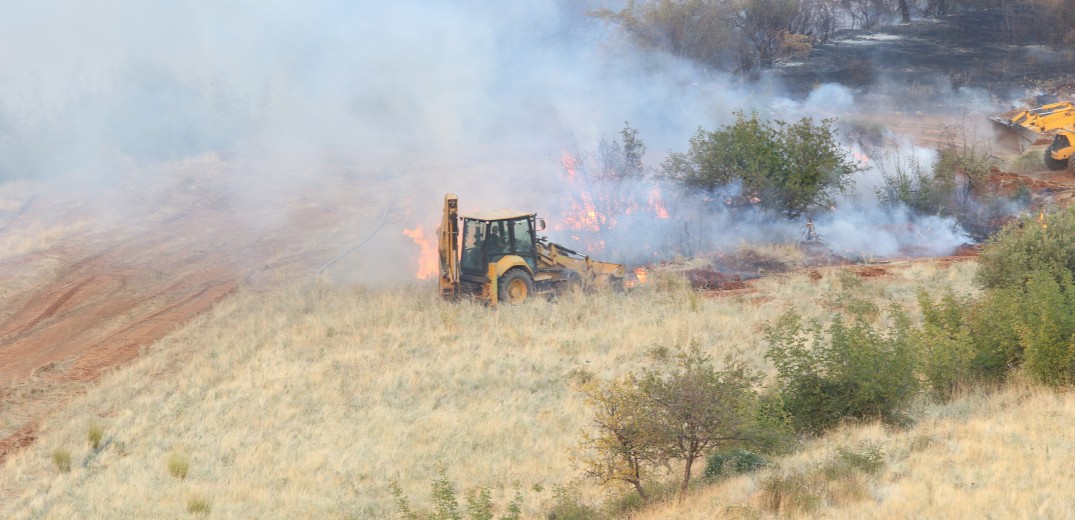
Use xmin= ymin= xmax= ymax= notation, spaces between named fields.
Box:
xmin=0 ymin=156 xmax=372 ymax=462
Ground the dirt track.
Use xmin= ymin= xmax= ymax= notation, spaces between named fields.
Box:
xmin=0 ymin=156 xmax=378 ymax=462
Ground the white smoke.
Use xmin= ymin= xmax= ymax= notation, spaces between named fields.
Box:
xmin=0 ymin=1 xmax=1013 ymax=282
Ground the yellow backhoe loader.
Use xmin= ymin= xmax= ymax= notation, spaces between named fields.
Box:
xmin=438 ymin=193 xmax=626 ymax=305
xmin=990 ymin=101 xmax=1075 ymax=171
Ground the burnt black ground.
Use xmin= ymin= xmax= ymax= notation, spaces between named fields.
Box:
xmin=772 ymin=9 xmax=1075 ymax=101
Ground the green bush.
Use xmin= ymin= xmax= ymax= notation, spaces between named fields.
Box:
xmin=661 ymin=112 xmax=859 ymax=218
xmin=1018 ymin=272 xmax=1075 ymax=386
xmin=764 ymin=309 xmax=919 ymax=434
xmin=914 ymin=290 xmax=977 ymax=398
xmin=976 ymin=209 xmax=1075 ymax=292
xmin=703 ymin=449 xmax=767 ymax=480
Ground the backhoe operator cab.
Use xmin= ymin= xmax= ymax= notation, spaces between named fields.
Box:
xmin=437 ymin=193 xmax=626 ymax=306
xmin=459 ymin=211 xmax=544 ymax=304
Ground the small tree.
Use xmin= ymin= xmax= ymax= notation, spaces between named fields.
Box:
xmin=638 ymin=346 xmax=759 ymax=497
xmin=577 ymin=375 xmax=664 ymax=503
xmin=662 ymin=111 xmax=859 ymax=219
xmin=578 ymin=345 xmax=759 ymax=501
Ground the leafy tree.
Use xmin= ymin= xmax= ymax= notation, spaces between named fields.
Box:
xmin=662 ymin=111 xmax=859 ymax=218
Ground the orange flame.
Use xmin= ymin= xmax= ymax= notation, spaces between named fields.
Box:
xmin=559 ymin=152 xmax=602 ymax=233
xmin=649 ymin=187 xmax=669 ymax=219
xmin=625 ymin=266 xmax=649 ymax=288
xmin=403 ymin=226 xmax=438 ymax=280
xmin=853 ymin=151 xmax=871 ymax=165
xmin=1040 ymin=212 xmax=1047 ymax=229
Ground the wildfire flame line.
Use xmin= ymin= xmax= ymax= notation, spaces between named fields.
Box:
xmin=403 ymin=226 xmax=438 ymax=280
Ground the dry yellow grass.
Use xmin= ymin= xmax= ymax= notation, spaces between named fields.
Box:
xmin=0 ymin=259 xmax=978 ymax=518
xmin=638 ymin=380 xmax=1075 ymax=519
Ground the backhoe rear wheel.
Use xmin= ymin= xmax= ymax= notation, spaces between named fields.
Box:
xmin=498 ymin=269 xmax=532 ymax=305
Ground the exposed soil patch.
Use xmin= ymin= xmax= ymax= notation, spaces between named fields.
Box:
xmin=0 ymin=156 xmax=378 ymax=462
xmin=856 ymin=265 xmax=889 ymax=278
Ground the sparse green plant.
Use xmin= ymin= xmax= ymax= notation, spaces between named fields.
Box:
xmin=187 ymin=495 xmax=212 ymax=516
xmin=545 ymin=485 xmax=601 ymax=520
xmin=758 ymin=469 xmax=822 ymax=514
xmin=390 ymin=471 xmax=528 ymax=520
xmin=578 ymin=344 xmax=760 ymax=500
xmin=87 ymin=423 xmax=104 ymax=450
xmin=823 ymin=442 xmax=885 ymax=479
xmin=758 ymin=442 xmax=884 ymax=514
xmin=168 ymin=452 xmax=191 ymax=480
xmin=51 ymin=448 xmax=72 ymax=473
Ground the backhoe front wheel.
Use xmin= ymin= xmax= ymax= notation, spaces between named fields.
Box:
xmin=1044 ymin=153 xmax=1068 ymax=171
xmin=498 ymin=269 xmax=532 ymax=305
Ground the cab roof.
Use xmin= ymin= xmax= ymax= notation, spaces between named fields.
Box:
xmin=461 ymin=209 xmax=535 ymax=221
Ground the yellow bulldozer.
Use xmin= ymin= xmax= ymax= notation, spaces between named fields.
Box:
xmin=990 ymin=101 xmax=1075 ymax=171
xmin=437 ymin=193 xmax=626 ymax=305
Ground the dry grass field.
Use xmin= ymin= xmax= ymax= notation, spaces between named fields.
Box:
xmin=0 ymin=257 xmax=991 ymax=519
xmin=639 ymin=380 xmax=1075 ymax=519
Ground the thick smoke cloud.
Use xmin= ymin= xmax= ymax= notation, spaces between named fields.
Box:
xmin=0 ymin=1 xmax=990 ymax=283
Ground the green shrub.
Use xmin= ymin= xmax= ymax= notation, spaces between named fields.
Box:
xmin=168 ymin=452 xmax=190 ymax=480
xmin=764 ymin=309 xmax=919 ymax=434
xmin=51 ymin=449 xmax=72 ymax=473
xmin=976 ymin=209 xmax=1075 ymax=292
xmin=390 ymin=471 xmax=528 ymax=520
xmin=1018 ymin=272 xmax=1075 ymax=386
xmin=704 ymin=449 xmax=767 ymax=480
xmin=914 ymin=290 xmax=978 ymax=398
xmin=661 ymin=111 xmax=859 ymax=218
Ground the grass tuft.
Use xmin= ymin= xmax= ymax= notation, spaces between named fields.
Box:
xmin=187 ymin=495 xmax=212 ymax=516
xmin=168 ymin=452 xmax=191 ymax=480
xmin=87 ymin=423 xmax=104 ymax=450
xmin=51 ymin=449 xmax=72 ymax=473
